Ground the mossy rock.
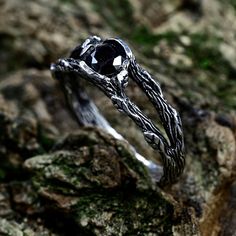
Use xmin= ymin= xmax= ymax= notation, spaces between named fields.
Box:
xmin=24 ymin=127 xmax=198 ymax=235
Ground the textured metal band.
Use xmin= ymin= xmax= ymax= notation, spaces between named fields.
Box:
xmin=51 ymin=36 xmax=185 ymax=186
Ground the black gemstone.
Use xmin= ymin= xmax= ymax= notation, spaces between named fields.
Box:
xmin=84 ymin=41 xmax=126 ymax=76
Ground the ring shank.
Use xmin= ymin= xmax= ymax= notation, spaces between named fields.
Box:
xmin=55 ymin=70 xmax=163 ymax=181
xmin=51 ymin=36 xmax=185 ymax=186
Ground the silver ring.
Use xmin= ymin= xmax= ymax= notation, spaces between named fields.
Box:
xmin=50 ymin=36 xmax=185 ymax=186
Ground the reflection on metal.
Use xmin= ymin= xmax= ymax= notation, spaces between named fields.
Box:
xmin=51 ymin=36 xmax=185 ymax=186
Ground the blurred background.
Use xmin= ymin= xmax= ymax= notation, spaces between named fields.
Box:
xmin=1 ymin=0 xmax=236 ymax=159
xmin=0 ymin=0 xmax=236 ymax=235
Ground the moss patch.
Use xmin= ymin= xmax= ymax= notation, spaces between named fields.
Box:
xmin=92 ymin=0 xmax=134 ymax=33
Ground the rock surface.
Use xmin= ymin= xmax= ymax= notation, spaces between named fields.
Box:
xmin=24 ymin=128 xmax=198 ymax=235
xmin=0 ymin=0 xmax=236 ymax=235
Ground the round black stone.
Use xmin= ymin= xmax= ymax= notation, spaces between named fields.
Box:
xmin=84 ymin=41 xmax=126 ymax=76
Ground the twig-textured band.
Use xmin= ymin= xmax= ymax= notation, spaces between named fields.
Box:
xmin=51 ymin=36 xmax=185 ymax=186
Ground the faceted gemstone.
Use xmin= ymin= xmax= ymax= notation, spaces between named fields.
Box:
xmin=84 ymin=41 xmax=126 ymax=76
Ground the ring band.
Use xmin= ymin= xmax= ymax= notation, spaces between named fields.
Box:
xmin=50 ymin=36 xmax=185 ymax=186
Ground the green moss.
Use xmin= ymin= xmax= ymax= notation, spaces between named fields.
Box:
xmin=175 ymin=33 xmax=236 ymax=110
xmin=130 ymin=30 xmax=236 ymax=110
xmin=131 ymin=27 xmax=178 ymax=46
xmin=225 ymin=0 xmax=236 ymax=10
xmin=58 ymin=0 xmax=75 ymax=3
xmin=115 ymin=143 xmax=152 ymax=188
xmin=73 ymin=190 xmax=174 ymax=235
xmin=0 ymin=34 xmax=51 ymax=74
xmin=0 ymin=35 xmax=23 ymax=74
xmin=0 ymin=169 xmax=6 ymax=180
xmin=185 ymin=34 xmax=233 ymax=74
xmin=38 ymin=133 xmax=55 ymax=152
xmin=37 ymin=125 xmax=56 ymax=153
xmin=92 ymin=0 xmax=134 ymax=32
xmin=215 ymin=80 xmax=236 ymax=108
xmin=130 ymin=27 xmax=180 ymax=57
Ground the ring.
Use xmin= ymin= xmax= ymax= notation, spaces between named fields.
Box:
xmin=50 ymin=36 xmax=185 ymax=186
